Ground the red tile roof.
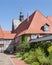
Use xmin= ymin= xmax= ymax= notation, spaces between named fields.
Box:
xmin=15 ymin=10 xmax=52 ymax=37
xmin=4 ymin=31 xmax=11 ymax=33
xmin=47 ymin=16 xmax=52 ymax=22
xmin=3 ymin=31 xmax=16 ymax=39
xmin=0 ymin=26 xmax=16 ymax=39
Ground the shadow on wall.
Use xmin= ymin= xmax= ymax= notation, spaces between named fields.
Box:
xmin=4 ymin=39 xmax=15 ymax=54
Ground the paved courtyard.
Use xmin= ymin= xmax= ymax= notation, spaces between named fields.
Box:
xmin=0 ymin=53 xmax=13 ymax=65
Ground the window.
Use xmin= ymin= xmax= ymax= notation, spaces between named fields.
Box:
xmin=44 ymin=24 xmax=49 ymax=32
xmin=31 ymin=34 xmax=37 ymax=39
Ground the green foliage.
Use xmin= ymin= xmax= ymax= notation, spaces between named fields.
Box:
xmin=35 ymin=47 xmax=49 ymax=65
xmin=48 ymin=52 xmax=52 ymax=65
xmin=29 ymin=50 xmax=35 ymax=55
xmin=27 ymin=54 xmax=34 ymax=63
xmin=22 ymin=52 xmax=29 ymax=60
xmin=47 ymin=45 xmax=52 ymax=65
xmin=22 ymin=34 xmax=27 ymax=42
xmin=38 ymin=56 xmax=48 ymax=64
xmin=15 ymin=52 xmax=22 ymax=58
xmin=24 ymin=55 xmax=36 ymax=64
xmin=24 ymin=57 xmax=32 ymax=64
xmin=35 ymin=47 xmax=44 ymax=56
xmin=18 ymin=42 xmax=30 ymax=52
xmin=31 ymin=62 xmax=40 ymax=65
xmin=40 ymin=42 xmax=52 ymax=55
xmin=18 ymin=35 xmax=30 ymax=52
xmin=48 ymin=46 xmax=52 ymax=53
xmin=16 ymin=41 xmax=52 ymax=65
xmin=23 ymin=51 xmax=37 ymax=64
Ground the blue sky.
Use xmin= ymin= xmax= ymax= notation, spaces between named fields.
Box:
xmin=0 ymin=0 xmax=52 ymax=30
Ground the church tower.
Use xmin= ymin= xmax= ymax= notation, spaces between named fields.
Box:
xmin=12 ymin=10 xmax=24 ymax=32
xmin=19 ymin=11 xmax=24 ymax=22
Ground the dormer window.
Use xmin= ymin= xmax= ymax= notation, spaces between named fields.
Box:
xmin=44 ymin=24 xmax=49 ymax=32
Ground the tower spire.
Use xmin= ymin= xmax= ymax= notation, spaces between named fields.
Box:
xmin=19 ymin=9 xmax=24 ymax=22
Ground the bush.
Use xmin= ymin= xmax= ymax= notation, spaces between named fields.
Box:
xmin=31 ymin=62 xmax=40 ymax=65
xmin=24 ymin=54 xmax=36 ymax=64
xmin=48 ymin=52 xmax=52 ymax=65
xmin=15 ymin=52 xmax=22 ymax=58
xmin=15 ymin=42 xmax=52 ymax=65
xmin=24 ymin=57 xmax=32 ymax=64
xmin=35 ymin=47 xmax=44 ymax=57
xmin=25 ymin=54 xmax=37 ymax=64
xmin=47 ymin=45 xmax=52 ymax=65
xmin=23 ymin=51 xmax=37 ymax=64
xmin=29 ymin=51 xmax=38 ymax=62
xmin=18 ymin=41 xmax=30 ymax=52
xmin=48 ymin=46 xmax=52 ymax=53
xmin=29 ymin=50 xmax=35 ymax=55
xmin=38 ymin=56 xmax=48 ymax=64
xmin=34 ymin=47 xmax=49 ymax=65
xmin=22 ymin=52 xmax=29 ymax=60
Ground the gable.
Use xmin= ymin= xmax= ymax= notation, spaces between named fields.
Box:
xmin=26 ymin=10 xmax=52 ymax=34
xmin=16 ymin=10 xmax=52 ymax=37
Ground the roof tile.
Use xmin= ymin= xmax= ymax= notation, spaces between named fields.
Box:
xmin=15 ymin=10 xmax=52 ymax=36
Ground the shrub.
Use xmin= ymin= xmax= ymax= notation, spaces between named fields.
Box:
xmin=29 ymin=50 xmax=38 ymax=62
xmin=41 ymin=42 xmax=52 ymax=56
xmin=38 ymin=56 xmax=48 ymax=64
xmin=24 ymin=57 xmax=32 ymax=64
xmin=27 ymin=54 xmax=37 ymax=63
xmin=18 ymin=41 xmax=30 ymax=52
xmin=24 ymin=54 xmax=37 ymax=64
xmin=35 ymin=47 xmax=44 ymax=57
xmin=29 ymin=50 xmax=35 ymax=55
xmin=48 ymin=46 xmax=52 ymax=53
xmin=47 ymin=46 xmax=52 ymax=65
xmin=22 ymin=52 xmax=29 ymax=60
xmin=34 ymin=47 xmax=49 ymax=65
xmin=23 ymin=50 xmax=38 ymax=64
xmin=48 ymin=52 xmax=52 ymax=65
xmin=17 ymin=34 xmax=30 ymax=52
xmin=31 ymin=62 xmax=40 ymax=65
xmin=16 ymin=41 xmax=52 ymax=65
xmin=15 ymin=52 xmax=21 ymax=58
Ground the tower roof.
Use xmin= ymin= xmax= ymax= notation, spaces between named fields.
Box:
xmin=19 ymin=10 xmax=24 ymax=21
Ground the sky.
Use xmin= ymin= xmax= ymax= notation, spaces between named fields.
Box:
xmin=0 ymin=0 xmax=52 ymax=30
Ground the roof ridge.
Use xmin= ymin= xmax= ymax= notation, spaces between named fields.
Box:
xmin=26 ymin=10 xmax=36 ymax=32
xmin=26 ymin=10 xmax=43 ymax=31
